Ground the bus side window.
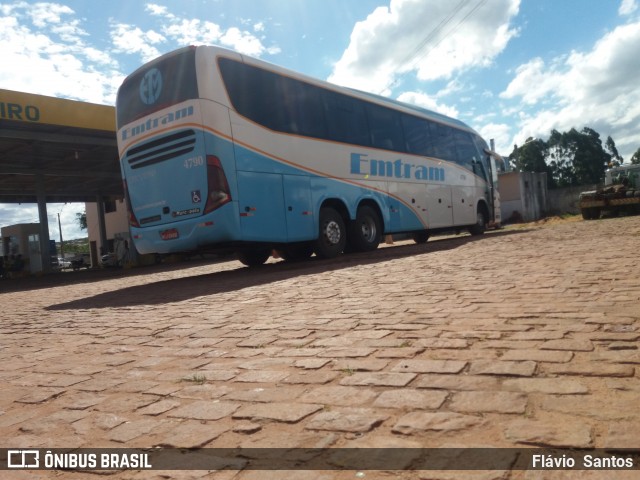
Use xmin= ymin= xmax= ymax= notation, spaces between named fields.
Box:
xmin=366 ymin=103 xmax=404 ymax=151
xmin=279 ymin=77 xmax=327 ymax=139
xmin=402 ymin=115 xmax=435 ymax=157
xmin=323 ymin=91 xmax=370 ymax=147
xmin=453 ymin=130 xmax=479 ymax=173
xmin=430 ymin=123 xmax=457 ymax=163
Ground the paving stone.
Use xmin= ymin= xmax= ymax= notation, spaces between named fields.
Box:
xmin=154 ymin=420 xmax=229 ymax=447
xmin=282 ymin=371 xmax=338 ymax=385
xmin=413 ymin=338 xmax=469 ymax=349
xmin=172 ymin=384 xmax=233 ymax=400
xmin=469 ymin=360 xmax=537 ymax=377
xmin=502 ymin=349 xmax=574 ymax=363
xmin=502 ymin=378 xmax=589 ymax=394
xmin=373 ymin=388 xmax=448 ymax=409
xmin=233 ymin=402 xmax=323 ymax=423
xmin=449 ymin=391 xmax=528 ymax=414
xmin=414 ymin=374 xmax=501 ymax=391
xmin=544 ymin=363 xmax=635 ymax=377
xmin=72 ymin=413 xmax=128 ymax=435
xmin=595 ymin=351 xmax=640 ymax=363
xmin=391 ymin=359 xmax=467 ymax=374
xmin=137 ymin=398 xmax=181 ymax=416
xmin=316 ymin=348 xmax=376 ymax=358
xmin=339 ymin=371 xmax=417 ymax=387
xmin=305 ymin=408 xmax=388 ymax=433
xmin=15 ymin=388 xmax=66 ymax=404
xmin=509 ymin=331 xmax=565 ymax=341
xmin=168 ymin=401 xmax=240 ymax=420
xmin=331 ymin=359 xmax=389 ymax=371
xmin=16 ymin=373 xmax=91 ymax=388
xmin=56 ymin=391 xmax=107 ymax=410
xmin=392 ymin=412 xmax=483 ymax=434
xmin=109 ymin=418 xmax=161 ymax=443
xmin=293 ymin=359 xmax=331 ymax=369
xmin=374 ymin=347 xmax=425 ymax=358
xmin=603 ymin=421 xmax=640 ymax=448
xmin=73 ymin=377 xmax=126 ymax=392
xmin=93 ymin=394 xmax=158 ymax=413
xmin=298 ymin=385 xmax=378 ymax=407
xmin=540 ymin=339 xmax=594 ymax=351
xmin=224 ymin=387 xmax=304 ymax=403
xmin=540 ymin=393 xmax=640 ymax=420
xmin=588 ymin=332 xmax=640 ymax=341
xmin=504 ymin=419 xmax=593 ymax=447
xmin=233 ymin=422 xmax=262 ymax=434
xmin=233 ymin=370 xmax=290 ymax=383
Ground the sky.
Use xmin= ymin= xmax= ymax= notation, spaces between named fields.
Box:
xmin=1 ymin=0 xmax=640 ymax=240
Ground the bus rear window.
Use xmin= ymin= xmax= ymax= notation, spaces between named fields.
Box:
xmin=117 ymin=48 xmax=198 ymax=129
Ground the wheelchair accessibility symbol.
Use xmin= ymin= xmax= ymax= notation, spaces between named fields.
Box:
xmin=191 ymin=190 xmax=201 ymax=203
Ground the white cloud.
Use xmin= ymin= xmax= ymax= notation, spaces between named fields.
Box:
xmin=502 ymin=21 xmax=640 ymax=160
xmin=477 ymin=123 xmax=512 ymax=155
xmin=329 ymin=0 xmax=520 ymax=95
xmin=619 ymin=0 xmax=638 ymax=16
xmin=110 ymin=23 xmax=165 ymax=63
xmin=0 ymin=4 xmax=121 ymax=104
xmin=146 ymin=5 xmax=280 ymax=57
xmin=396 ymin=91 xmax=459 ymax=118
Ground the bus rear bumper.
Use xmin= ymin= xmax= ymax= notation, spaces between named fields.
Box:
xmin=130 ymin=215 xmax=239 ymax=255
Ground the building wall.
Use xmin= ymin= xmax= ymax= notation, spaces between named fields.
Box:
xmin=1 ymin=223 xmax=44 ymax=273
xmin=547 ymin=184 xmax=598 ymax=214
xmin=498 ymin=171 xmax=548 ymax=223
xmin=85 ymin=199 xmax=132 ymax=264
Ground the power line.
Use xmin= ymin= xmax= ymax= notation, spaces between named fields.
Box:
xmin=379 ymin=0 xmax=489 ymax=94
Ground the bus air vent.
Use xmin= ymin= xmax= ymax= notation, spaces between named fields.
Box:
xmin=126 ymin=129 xmax=196 ymax=170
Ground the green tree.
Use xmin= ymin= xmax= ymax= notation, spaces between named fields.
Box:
xmin=631 ymin=147 xmax=640 ymax=165
xmin=547 ymin=127 xmax=609 ymax=186
xmin=509 ymin=137 xmax=555 ymax=187
xmin=547 ymin=129 xmax=577 ymax=187
xmin=570 ymin=127 xmax=609 ymax=185
xmin=76 ymin=212 xmax=87 ymax=230
xmin=605 ymin=136 xmax=623 ymax=166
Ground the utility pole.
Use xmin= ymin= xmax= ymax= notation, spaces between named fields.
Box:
xmin=57 ymin=212 xmax=64 ymax=264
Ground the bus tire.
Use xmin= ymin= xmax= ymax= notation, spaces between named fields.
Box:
xmin=412 ymin=230 xmax=430 ymax=244
xmin=349 ymin=206 xmax=382 ymax=252
xmin=237 ymin=249 xmax=270 ymax=267
xmin=315 ymin=207 xmax=346 ymax=259
xmin=468 ymin=206 xmax=487 ymax=236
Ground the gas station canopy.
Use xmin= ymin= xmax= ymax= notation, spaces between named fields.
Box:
xmin=0 ymin=88 xmax=122 ymax=203
xmin=1 ymin=89 xmax=123 ymax=273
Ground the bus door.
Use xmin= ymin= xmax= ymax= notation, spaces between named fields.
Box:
xmin=283 ymin=175 xmax=315 ymax=241
xmin=485 ymin=151 xmax=503 ymax=226
xmin=425 ymin=184 xmax=453 ymax=228
xmin=237 ymin=171 xmax=287 ymax=242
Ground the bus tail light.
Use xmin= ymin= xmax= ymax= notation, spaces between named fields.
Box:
xmin=123 ymin=180 xmax=140 ymax=227
xmin=204 ymin=155 xmax=231 ymax=214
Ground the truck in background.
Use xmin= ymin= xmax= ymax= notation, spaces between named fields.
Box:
xmin=579 ymin=164 xmax=640 ymax=220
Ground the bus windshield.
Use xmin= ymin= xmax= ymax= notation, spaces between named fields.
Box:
xmin=116 ymin=47 xmax=198 ymax=129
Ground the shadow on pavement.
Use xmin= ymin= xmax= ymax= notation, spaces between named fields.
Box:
xmin=43 ymin=229 xmax=528 ymax=311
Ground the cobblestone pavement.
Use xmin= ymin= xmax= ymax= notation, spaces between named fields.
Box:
xmin=1 ymin=216 xmax=639 ymax=480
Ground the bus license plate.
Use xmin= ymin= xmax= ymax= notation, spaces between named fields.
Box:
xmin=160 ymin=228 xmax=179 ymax=240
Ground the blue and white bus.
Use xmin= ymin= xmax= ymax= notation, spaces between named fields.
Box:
xmin=116 ymin=45 xmax=503 ymax=266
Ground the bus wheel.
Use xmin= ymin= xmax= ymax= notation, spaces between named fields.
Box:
xmin=412 ymin=231 xmax=430 ymax=244
xmin=315 ymin=207 xmax=346 ymax=259
xmin=349 ymin=206 xmax=382 ymax=252
xmin=237 ymin=249 xmax=270 ymax=267
xmin=468 ymin=206 xmax=487 ymax=236
xmin=278 ymin=243 xmax=314 ymax=262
